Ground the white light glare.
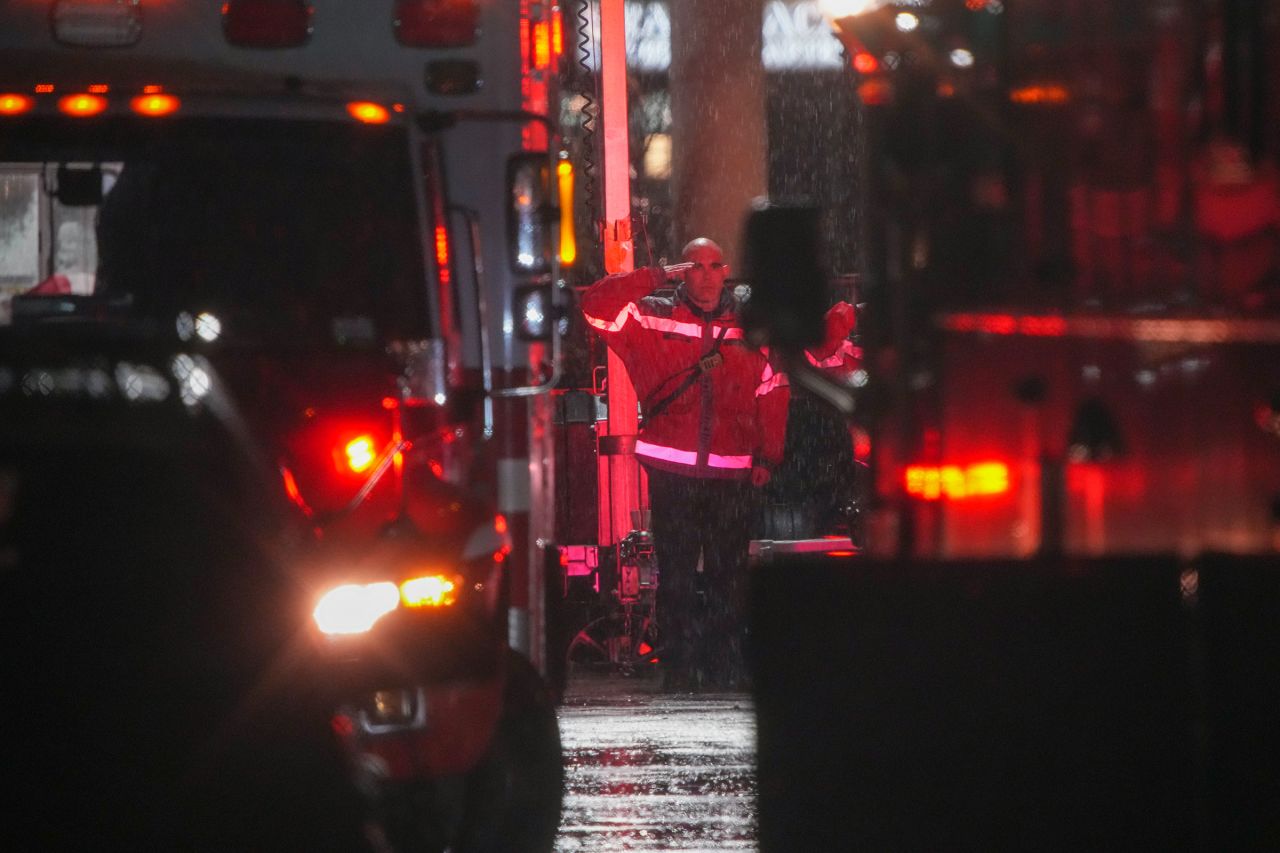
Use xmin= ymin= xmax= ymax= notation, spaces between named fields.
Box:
xmin=313 ymin=582 xmax=400 ymax=635
xmin=195 ymin=312 xmax=222 ymax=342
xmin=171 ymin=354 xmax=212 ymax=406
xmin=895 ymin=12 xmax=919 ymax=31
xmin=950 ymin=48 xmax=975 ymax=68
xmin=817 ymin=0 xmax=887 ymax=19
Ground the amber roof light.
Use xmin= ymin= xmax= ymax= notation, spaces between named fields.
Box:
xmin=0 ymin=94 xmax=34 ymax=116
xmin=131 ymin=93 xmax=180 ymax=116
xmin=346 ymin=101 xmax=390 ymax=124
xmin=59 ymin=93 xmax=108 ymax=117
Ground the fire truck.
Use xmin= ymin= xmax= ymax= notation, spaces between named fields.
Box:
xmin=815 ymin=0 xmax=1280 ymax=561
xmin=750 ymin=2 xmax=1280 ymax=848
xmin=0 ymin=1 xmax=568 ymax=850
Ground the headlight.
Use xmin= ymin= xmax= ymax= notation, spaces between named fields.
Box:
xmin=313 ymin=582 xmax=400 ymax=635
xmin=313 ymin=573 xmax=463 ymax=636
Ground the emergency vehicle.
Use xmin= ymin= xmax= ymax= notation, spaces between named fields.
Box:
xmin=752 ymin=4 xmax=1280 ymax=847
xmin=0 ymin=1 xmax=568 ymax=849
xmin=818 ymin=0 xmax=1280 ymax=562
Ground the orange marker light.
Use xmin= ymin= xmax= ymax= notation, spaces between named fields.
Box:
xmin=434 ymin=224 xmax=451 ymax=284
xmin=131 ymin=93 xmax=180 ymax=117
xmin=558 ymin=159 xmax=576 ymax=265
xmin=533 ymin=20 xmax=552 ymax=70
xmin=346 ymin=101 xmax=389 ymax=124
xmin=59 ymin=93 xmax=107 ymax=117
xmin=87 ymin=83 xmax=109 ymax=94
xmin=344 ymin=435 xmax=377 ymax=473
xmin=35 ymin=83 xmax=55 ymax=94
xmin=0 ymin=94 xmax=33 ymax=116
xmin=400 ymin=574 xmax=458 ymax=608
xmin=853 ymin=52 xmax=879 ymax=74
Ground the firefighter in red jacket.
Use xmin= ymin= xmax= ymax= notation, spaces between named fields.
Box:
xmin=582 ymin=237 xmax=789 ymax=690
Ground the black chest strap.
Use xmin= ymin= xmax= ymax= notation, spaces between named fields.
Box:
xmin=642 ymin=324 xmax=729 ymax=422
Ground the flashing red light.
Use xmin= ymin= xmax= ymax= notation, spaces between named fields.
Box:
xmin=494 ymin=514 xmax=509 ymax=535
xmin=637 ymin=642 xmax=653 ymax=657
xmin=347 ymin=101 xmax=390 ymax=124
xmin=222 ymin=0 xmax=313 ymax=48
xmin=131 ymin=93 xmax=180 ymax=117
xmin=0 ymin=94 xmax=33 ymax=116
xmin=393 ymin=0 xmax=478 ymax=47
xmin=852 ymin=52 xmax=879 ymax=74
xmin=942 ymin=313 xmax=1067 ymax=337
xmin=905 ymin=461 xmax=1010 ymax=501
xmin=344 ymin=435 xmax=378 ymax=474
xmin=857 ymin=79 xmax=893 ymax=106
xmin=1010 ymin=84 xmax=1070 ymax=105
xmin=853 ymin=427 xmax=872 ymax=462
xmin=331 ymin=714 xmax=355 ymax=737
xmin=58 ymin=93 xmax=107 ymax=117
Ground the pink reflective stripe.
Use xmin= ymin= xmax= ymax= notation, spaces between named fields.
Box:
xmin=583 ymin=302 xmax=642 ymax=333
xmin=635 ymin=439 xmax=753 ymax=469
xmin=637 ymin=314 xmax=744 ymax=339
xmin=756 ymin=360 xmax=787 ymax=396
xmin=583 ymin=302 xmax=744 ymax=340
xmin=756 ymin=371 xmax=788 ymax=396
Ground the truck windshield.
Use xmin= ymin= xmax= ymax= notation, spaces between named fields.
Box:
xmin=0 ymin=116 xmax=430 ymax=347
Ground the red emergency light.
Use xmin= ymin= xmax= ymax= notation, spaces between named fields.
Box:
xmin=905 ymin=461 xmax=1009 ymax=501
xmin=393 ymin=0 xmax=478 ymax=47
xmin=221 ymin=0 xmax=313 ymax=48
xmin=343 ymin=435 xmax=378 ymax=474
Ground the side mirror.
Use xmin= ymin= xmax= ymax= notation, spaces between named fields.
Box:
xmin=739 ymin=202 xmax=827 ymax=354
xmin=506 ymin=153 xmax=556 ymax=275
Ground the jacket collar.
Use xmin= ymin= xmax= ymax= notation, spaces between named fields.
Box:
xmin=677 ymin=284 xmax=735 ymax=321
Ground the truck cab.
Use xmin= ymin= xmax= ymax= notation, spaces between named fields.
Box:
xmin=0 ymin=2 xmax=566 ymax=850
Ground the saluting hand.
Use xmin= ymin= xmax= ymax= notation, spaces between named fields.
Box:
xmin=662 ymin=262 xmax=693 ymax=280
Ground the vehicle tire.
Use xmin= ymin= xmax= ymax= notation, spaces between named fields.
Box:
xmin=454 ymin=649 xmax=564 ymax=853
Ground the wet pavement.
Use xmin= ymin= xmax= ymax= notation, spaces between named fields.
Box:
xmin=554 ymin=672 xmax=757 ymax=852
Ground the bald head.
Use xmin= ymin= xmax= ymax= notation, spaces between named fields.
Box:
xmin=681 ymin=237 xmax=723 ymax=261
xmin=680 ymin=236 xmax=729 ymax=311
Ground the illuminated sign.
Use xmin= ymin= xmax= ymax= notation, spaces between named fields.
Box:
xmin=619 ymin=1 xmax=844 ymax=72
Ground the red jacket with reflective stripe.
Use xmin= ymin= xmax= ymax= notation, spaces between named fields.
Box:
xmin=582 ymin=267 xmax=788 ymax=480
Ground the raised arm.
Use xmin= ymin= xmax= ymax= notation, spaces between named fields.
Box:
xmin=580 ymin=266 xmax=666 ymax=340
